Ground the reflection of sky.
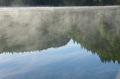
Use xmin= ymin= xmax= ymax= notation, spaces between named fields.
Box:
xmin=0 ymin=40 xmax=120 ymax=79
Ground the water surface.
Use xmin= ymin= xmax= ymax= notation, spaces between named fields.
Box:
xmin=0 ymin=6 xmax=120 ymax=79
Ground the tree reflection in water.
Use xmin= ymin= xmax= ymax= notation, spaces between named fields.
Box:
xmin=0 ymin=7 xmax=120 ymax=64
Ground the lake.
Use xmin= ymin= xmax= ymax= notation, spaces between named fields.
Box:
xmin=0 ymin=6 xmax=120 ymax=79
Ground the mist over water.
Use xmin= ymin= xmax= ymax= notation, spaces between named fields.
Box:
xmin=0 ymin=7 xmax=71 ymax=52
xmin=0 ymin=6 xmax=119 ymax=53
xmin=0 ymin=6 xmax=120 ymax=63
xmin=0 ymin=6 xmax=120 ymax=79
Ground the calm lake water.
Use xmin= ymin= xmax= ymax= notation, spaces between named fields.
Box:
xmin=0 ymin=6 xmax=120 ymax=79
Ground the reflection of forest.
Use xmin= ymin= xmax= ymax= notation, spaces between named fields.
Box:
xmin=0 ymin=7 xmax=120 ymax=63
xmin=67 ymin=9 xmax=120 ymax=63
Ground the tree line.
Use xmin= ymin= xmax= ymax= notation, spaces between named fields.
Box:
xmin=0 ymin=0 xmax=120 ymax=6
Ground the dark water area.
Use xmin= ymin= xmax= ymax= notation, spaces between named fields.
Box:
xmin=0 ymin=6 xmax=120 ymax=79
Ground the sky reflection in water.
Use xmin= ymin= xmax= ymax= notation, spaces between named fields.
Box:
xmin=0 ymin=40 xmax=120 ymax=79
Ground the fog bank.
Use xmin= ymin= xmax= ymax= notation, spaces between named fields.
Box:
xmin=0 ymin=6 xmax=119 ymax=53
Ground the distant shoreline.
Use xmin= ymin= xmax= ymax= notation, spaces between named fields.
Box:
xmin=0 ymin=6 xmax=119 ymax=8
xmin=0 ymin=6 xmax=119 ymax=12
